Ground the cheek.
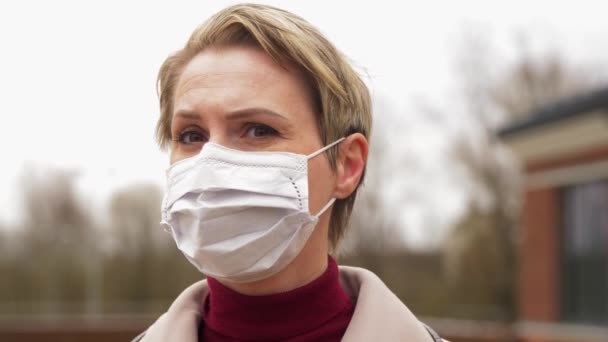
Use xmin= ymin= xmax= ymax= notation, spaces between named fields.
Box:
xmin=169 ymin=148 xmax=185 ymax=165
xmin=169 ymin=141 xmax=201 ymax=165
xmin=169 ymin=149 xmax=178 ymax=164
xmin=306 ymin=155 xmax=336 ymax=214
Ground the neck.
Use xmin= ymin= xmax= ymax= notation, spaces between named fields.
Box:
xmin=219 ymin=220 xmax=330 ymax=295
xmin=202 ymin=255 xmax=354 ymax=341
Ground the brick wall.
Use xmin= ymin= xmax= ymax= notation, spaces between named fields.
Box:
xmin=519 ymin=188 xmax=560 ymax=322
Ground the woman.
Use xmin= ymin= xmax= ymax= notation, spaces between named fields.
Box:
xmin=135 ymin=3 xmax=443 ymax=341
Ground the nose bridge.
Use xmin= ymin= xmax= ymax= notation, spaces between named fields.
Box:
xmin=205 ymin=116 xmax=232 ymax=148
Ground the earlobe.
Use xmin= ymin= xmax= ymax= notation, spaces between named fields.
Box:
xmin=333 ymin=133 xmax=368 ymax=199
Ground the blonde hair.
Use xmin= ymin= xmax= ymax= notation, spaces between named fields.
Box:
xmin=156 ymin=3 xmax=372 ymax=251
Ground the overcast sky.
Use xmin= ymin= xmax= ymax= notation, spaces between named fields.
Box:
xmin=0 ymin=0 xmax=606 ymax=246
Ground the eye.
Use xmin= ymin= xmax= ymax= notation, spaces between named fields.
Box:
xmin=245 ymin=123 xmax=278 ymax=138
xmin=176 ymin=129 xmax=207 ymax=145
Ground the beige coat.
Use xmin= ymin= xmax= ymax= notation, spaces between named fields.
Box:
xmin=133 ymin=265 xmax=444 ymax=341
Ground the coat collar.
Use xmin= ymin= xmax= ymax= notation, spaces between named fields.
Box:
xmin=135 ymin=265 xmax=436 ymax=341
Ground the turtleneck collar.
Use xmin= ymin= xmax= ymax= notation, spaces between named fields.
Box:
xmin=202 ymin=256 xmax=353 ymax=340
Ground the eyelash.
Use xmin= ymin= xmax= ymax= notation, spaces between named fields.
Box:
xmin=244 ymin=123 xmax=279 ymax=138
xmin=175 ymin=129 xmax=206 ymax=145
xmin=173 ymin=123 xmax=279 ymax=145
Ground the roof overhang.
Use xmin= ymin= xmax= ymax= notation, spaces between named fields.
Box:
xmin=500 ymin=111 xmax=608 ymax=164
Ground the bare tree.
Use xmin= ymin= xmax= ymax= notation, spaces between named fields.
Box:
xmin=442 ymin=31 xmax=601 ymax=320
xmin=14 ymin=166 xmax=95 ymax=313
xmin=103 ymin=183 xmax=200 ymax=312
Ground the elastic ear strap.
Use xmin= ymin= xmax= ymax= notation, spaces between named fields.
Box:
xmin=307 ymin=137 xmax=345 ymax=160
xmin=314 ymin=198 xmax=336 ymax=218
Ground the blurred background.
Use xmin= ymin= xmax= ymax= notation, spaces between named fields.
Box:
xmin=0 ymin=1 xmax=607 ymax=341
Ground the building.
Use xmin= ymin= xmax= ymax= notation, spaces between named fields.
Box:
xmin=499 ymin=87 xmax=608 ymax=341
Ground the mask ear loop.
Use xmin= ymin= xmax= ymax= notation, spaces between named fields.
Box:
xmin=306 ymin=137 xmax=344 ymax=218
xmin=314 ymin=198 xmax=336 ymax=218
xmin=306 ymin=137 xmax=345 ymax=160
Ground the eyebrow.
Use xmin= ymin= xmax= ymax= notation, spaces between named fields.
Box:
xmin=225 ymin=108 xmax=289 ymax=121
xmin=174 ymin=111 xmax=200 ymax=121
xmin=174 ymin=108 xmax=289 ymax=122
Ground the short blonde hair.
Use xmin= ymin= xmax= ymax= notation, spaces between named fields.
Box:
xmin=156 ymin=3 xmax=372 ymax=250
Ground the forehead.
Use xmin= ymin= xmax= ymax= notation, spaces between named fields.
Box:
xmin=178 ymin=46 xmax=276 ymax=88
xmin=174 ymin=45 xmax=314 ymax=112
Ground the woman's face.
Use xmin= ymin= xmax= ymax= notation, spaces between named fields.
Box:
xmin=170 ymin=45 xmax=337 ymax=216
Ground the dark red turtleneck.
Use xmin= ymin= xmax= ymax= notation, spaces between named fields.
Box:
xmin=200 ymin=256 xmax=354 ymax=341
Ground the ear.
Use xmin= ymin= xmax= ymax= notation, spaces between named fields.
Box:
xmin=333 ymin=133 xmax=368 ymax=199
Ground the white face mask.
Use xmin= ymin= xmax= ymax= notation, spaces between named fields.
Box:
xmin=161 ymin=138 xmax=344 ymax=283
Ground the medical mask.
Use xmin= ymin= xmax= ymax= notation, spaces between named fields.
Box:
xmin=161 ymin=138 xmax=344 ymax=283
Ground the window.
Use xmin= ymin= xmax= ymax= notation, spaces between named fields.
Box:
xmin=561 ymin=179 xmax=608 ymax=324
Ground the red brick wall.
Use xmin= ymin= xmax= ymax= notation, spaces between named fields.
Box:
xmin=519 ymin=188 xmax=560 ymax=322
